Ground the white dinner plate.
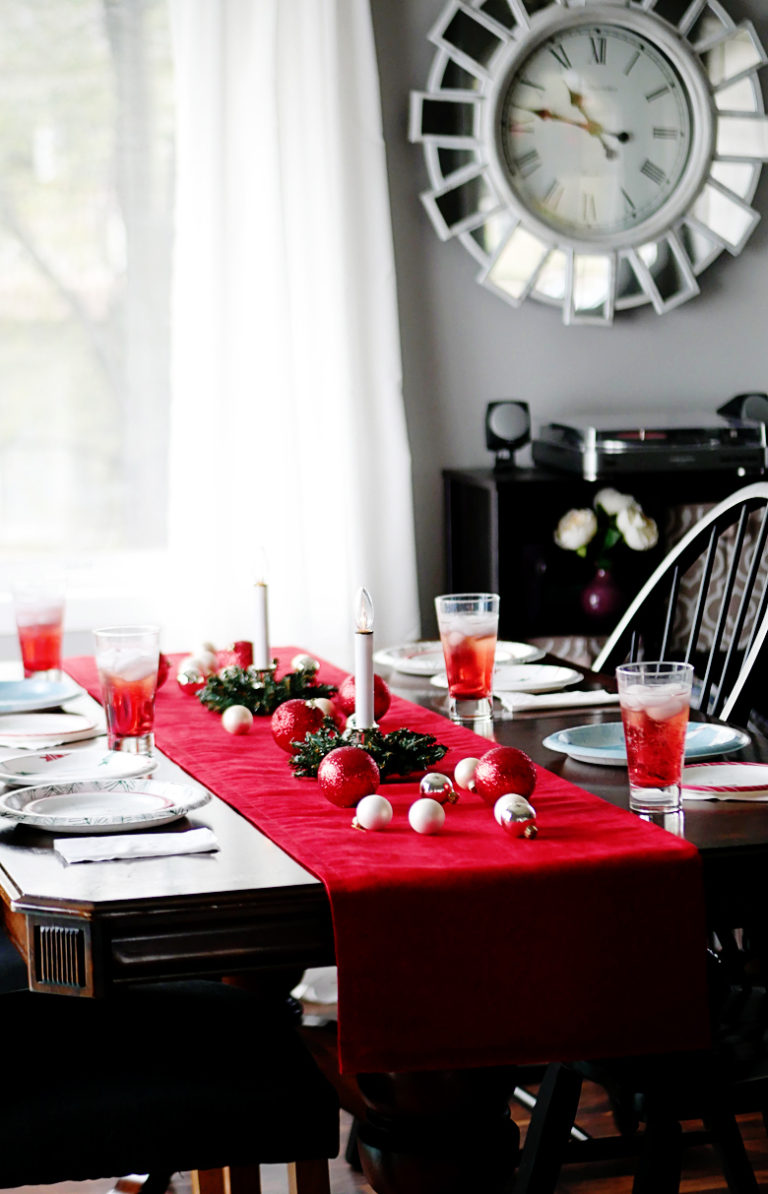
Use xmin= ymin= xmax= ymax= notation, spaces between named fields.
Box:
xmin=430 ymin=663 xmax=581 ymax=694
xmin=682 ymin=762 xmax=768 ymax=801
xmin=0 ymin=779 xmax=211 ymax=833
xmin=542 ymin=721 xmax=751 ymax=767
xmin=0 ymin=712 xmax=100 ymax=746
xmin=374 ymin=640 xmax=544 ymax=675
xmin=0 ymin=677 xmax=82 ymax=715
xmin=0 ymin=748 xmax=158 ymax=787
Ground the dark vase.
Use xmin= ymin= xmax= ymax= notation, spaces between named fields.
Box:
xmin=581 ymin=566 xmax=624 ymax=624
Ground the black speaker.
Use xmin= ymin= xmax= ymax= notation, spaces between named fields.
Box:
xmin=485 ymin=401 xmax=530 ymax=470
xmin=717 ymin=392 xmax=768 ymax=423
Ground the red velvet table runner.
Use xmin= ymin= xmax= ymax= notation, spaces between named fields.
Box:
xmin=65 ymin=649 xmax=711 ymax=1074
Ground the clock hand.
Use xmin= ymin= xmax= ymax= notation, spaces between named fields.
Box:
xmin=566 ymin=88 xmax=633 ymax=144
xmin=512 ymin=104 xmax=621 ymax=159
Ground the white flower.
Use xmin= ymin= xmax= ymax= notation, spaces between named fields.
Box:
xmin=554 ymin=508 xmax=598 ymax=552
xmin=594 ymin=488 xmax=636 ymax=516
xmin=616 ymin=504 xmax=659 ymax=551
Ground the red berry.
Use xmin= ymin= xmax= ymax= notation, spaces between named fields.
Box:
xmin=317 ymin=746 xmax=380 ymax=807
xmin=474 ymin=746 xmax=536 ymax=805
xmin=271 ymin=699 xmax=326 ymax=753
xmin=157 ymin=653 xmax=171 ymax=689
xmin=335 ymin=673 xmax=391 ymax=719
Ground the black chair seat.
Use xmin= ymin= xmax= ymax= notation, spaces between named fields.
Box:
xmin=0 ymin=979 xmax=339 ymax=1188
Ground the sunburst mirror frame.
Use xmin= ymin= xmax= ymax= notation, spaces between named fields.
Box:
xmin=409 ymin=0 xmax=768 ymax=325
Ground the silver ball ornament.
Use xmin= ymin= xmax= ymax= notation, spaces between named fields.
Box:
xmin=496 ymin=793 xmax=538 ymax=839
xmin=419 ymin=771 xmax=457 ymax=805
xmin=291 ymin=653 xmax=319 ymax=675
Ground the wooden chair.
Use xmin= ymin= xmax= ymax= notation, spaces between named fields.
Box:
xmin=0 ymin=975 xmax=339 ymax=1194
xmin=591 ymin=481 xmax=768 ymax=726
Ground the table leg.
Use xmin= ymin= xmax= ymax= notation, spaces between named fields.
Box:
xmin=354 ymin=1067 xmax=520 ymax=1194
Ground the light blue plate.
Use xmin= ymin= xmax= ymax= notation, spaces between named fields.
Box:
xmin=542 ymin=720 xmax=751 ymax=767
xmin=0 ymin=678 xmax=81 ymax=715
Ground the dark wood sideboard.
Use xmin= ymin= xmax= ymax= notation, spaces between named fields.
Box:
xmin=443 ymin=465 xmax=765 ymax=642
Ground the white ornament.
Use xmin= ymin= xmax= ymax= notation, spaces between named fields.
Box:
xmin=179 ymin=651 xmax=217 ymax=679
xmin=309 ymin=698 xmax=336 ymax=719
xmin=352 ymin=794 xmax=393 ymax=832
xmin=408 ymin=798 xmax=445 ymax=835
xmin=454 ymin=757 xmax=480 ymax=791
xmin=222 ymin=705 xmax=254 ymax=735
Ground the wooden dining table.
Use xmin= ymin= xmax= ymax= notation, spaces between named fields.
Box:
xmin=0 ymin=652 xmax=765 ymax=1194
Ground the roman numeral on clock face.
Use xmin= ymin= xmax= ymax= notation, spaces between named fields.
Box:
xmin=641 ymin=159 xmax=667 ymax=186
xmin=548 ymin=43 xmax=571 ymax=70
xmin=543 ymin=179 xmax=564 ymax=210
xmin=590 ymin=36 xmax=606 ymax=65
xmin=516 ymin=148 xmax=541 ymax=178
xmin=653 ymin=127 xmax=679 ymax=139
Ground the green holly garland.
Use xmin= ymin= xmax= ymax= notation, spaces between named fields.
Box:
xmin=196 ymin=665 xmax=337 ymax=716
xmin=289 ymin=722 xmax=448 ymax=779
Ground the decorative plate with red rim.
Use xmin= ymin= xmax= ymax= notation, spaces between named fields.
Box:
xmin=682 ymin=763 xmax=768 ymax=801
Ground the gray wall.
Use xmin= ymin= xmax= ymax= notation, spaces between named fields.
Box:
xmin=370 ymin=0 xmax=768 ymax=638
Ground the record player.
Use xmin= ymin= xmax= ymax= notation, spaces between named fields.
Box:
xmin=532 ymin=412 xmax=767 ymax=482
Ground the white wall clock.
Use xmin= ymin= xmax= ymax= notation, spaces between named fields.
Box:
xmin=409 ymin=0 xmax=768 ymax=324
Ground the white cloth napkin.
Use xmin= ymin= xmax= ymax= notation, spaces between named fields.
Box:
xmin=497 ymin=688 xmax=621 ymax=715
xmin=54 ymin=827 xmax=219 ymax=864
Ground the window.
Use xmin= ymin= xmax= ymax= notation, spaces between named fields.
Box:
xmin=0 ymin=0 xmax=174 ymax=561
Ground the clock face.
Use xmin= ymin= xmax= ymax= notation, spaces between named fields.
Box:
xmin=499 ymin=25 xmax=694 ymax=241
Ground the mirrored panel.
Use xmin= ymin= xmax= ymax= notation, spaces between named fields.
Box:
xmin=569 ymin=253 xmax=615 ymax=324
xmin=710 ymin=159 xmax=758 ymax=196
xmin=433 ymin=5 xmax=508 ymax=74
xmin=690 ymin=182 xmax=758 ymax=250
xmin=714 ymin=77 xmax=761 ymax=113
xmin=412 ymin=94 xmax=479 ymax=143
xmin=484 ymin=224 xmax=551 ymax=301
xmin=423 ymin=169 xmax=500 ymax=238
xmin=686 ymin=9 xmax=730 ymax=49
xmin=716 ymin=115 xmax=768 ymax=160
xmin=701 ymin=24 xmax=767 ymax=88
xmin=467 ymin=212 xmax=509 ymax=257
xmin=532 ymin=247 xmax=568 ymax=302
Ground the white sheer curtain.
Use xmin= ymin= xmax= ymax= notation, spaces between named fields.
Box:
xmin=165 ymin=0 xmax=419 ymax=669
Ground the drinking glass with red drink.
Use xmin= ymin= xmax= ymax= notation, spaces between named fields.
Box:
xmin=616 ymin=660 xmax=694 ymax=814
xmin=13 ymin=578 xmax=65 ymax=680
xmin=435 ymin=592 xmax=500 ymax=722
xmin=93 ymin=625 xmax=160 ymax=755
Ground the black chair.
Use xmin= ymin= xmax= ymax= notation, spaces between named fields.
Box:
xmin=0 ymin=973 xmax=339 ymax=1194
xmin=511 ymin=485 xmax=768 ymax=1191
xmin=592 ymin=481 xmax=768 ymax=726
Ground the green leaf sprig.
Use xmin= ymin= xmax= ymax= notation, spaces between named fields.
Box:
xmin=196 ymin=665 xmax=336 ymax=716
xmin=289 ymin=723 xmax=448 ymax=779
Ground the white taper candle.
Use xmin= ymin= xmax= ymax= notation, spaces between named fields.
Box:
xmin=253 ymin=552 xmax=270 ymax=670
xmin=354 ymin=587 xmax=375 ymax=728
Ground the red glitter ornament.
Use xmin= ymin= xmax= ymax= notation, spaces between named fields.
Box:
xmin=318 ymin=746 xmax=380 ymax=807
xmin=335 ymin=673 xmax=391 ymax=720
xmin=271 ymin=699 xmax=326 ymax=753
xmin=217 ymin=641 xmax=254 ymax=670
xmin=474 ymin=746 xmax=537 ymax=805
